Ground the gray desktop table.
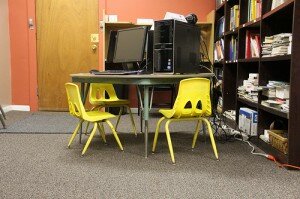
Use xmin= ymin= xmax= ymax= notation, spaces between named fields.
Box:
xmin=71 ymin=73 xmax=214 ymax=158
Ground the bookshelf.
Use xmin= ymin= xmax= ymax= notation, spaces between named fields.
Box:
xmin=214 ymin=0 xmax=300 ymax=167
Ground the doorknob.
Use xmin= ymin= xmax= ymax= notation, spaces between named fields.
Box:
xmin=91 ymin=44 xmax=97 ymax=51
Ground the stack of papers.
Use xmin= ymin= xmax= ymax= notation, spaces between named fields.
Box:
xmin=262 ymin=33 xmax=292 ymax=57
xmin=238 ymin=73 xmax=259 ymax=102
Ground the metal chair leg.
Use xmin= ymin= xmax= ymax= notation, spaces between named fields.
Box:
xmin=0 ymin=105 xmax=6 ymax=120
xmin=0 ymin=114 xmax=6 ymax=129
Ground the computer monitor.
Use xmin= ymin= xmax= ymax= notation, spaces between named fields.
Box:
xmin=113 ymin=26 xmax=148 ymax=64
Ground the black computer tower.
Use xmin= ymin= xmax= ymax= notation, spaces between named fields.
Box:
xmin=153 ymin=19 xmax=201 ymax=74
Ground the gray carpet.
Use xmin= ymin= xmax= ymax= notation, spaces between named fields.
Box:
xmin=0 ymin=111 xmax=299 ymax=198
xmin=0 ymin=111 xmax=200 ymax=134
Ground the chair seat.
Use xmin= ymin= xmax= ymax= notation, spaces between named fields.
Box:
xmin=159 ymin=108 xmax=204 ymax=119
xmin=84 ymin=111 xmax=115 ymax=122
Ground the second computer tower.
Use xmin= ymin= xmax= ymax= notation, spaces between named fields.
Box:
xmin=153 ymin=19 xmax=201 ymax=74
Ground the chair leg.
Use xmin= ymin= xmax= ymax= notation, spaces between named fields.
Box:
xmin=192 ymin=120 xmax=202 ymax=149
xmin=97 ymin=123 xmax=106 ymax=143
xmin=0 ymin=105 xmax=6 ymax=119
xmin=115 ymin=107 xmax=123 ymax=131
xmin=202 ymin=118 xmax=219 ymax=160
xmin=105 ymin=120 xmax=123 ymax=151
xmin=82 ymin=123 xmax=98 ymax=155
xmin=84 ymin=122 xmax=91 ymax=135
xmin=165 ymin=120 xmax=175 ymax=164
xmin=152 ymin=117 xmax=165 ymax=153
xmin=68 ymin=120 xmax=83 ymax=148
xmin=0 ymin=114 xmax=6 ymax=129
xmin=127 ymin=105 xmax=137 ymax=136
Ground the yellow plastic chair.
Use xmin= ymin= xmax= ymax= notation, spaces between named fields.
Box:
xmin=88 ymin=83 xmax=137 ymax=135
xmin=152 ymin=78 xmax=219 ymax=164
xmin=65 ymin=83 xmax=123 ymax=155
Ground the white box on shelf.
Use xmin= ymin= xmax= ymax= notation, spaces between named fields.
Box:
xmin=239 ymin=108 xmax=258 ymax=136
xmin=108 ymin=15 xmax=118 ymax=22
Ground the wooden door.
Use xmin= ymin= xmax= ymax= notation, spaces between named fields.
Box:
xmin=37 ymin=0 xmax=99 ymax=111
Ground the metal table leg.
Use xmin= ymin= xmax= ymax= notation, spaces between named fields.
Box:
xmin=79 ymin=83 xmax=90 ymax=144
xmin=143 ymin=85 xmax=150 ymax=158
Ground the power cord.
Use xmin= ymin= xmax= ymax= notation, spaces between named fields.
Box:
xmin=221 ymin=120 xmax=300 ymax=170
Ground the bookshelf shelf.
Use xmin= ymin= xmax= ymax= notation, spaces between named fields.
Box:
xmin=238 ymin=97 xmax=258 ymax=109
xmin=214 ymin=0 xmax=300 ymax=167
xmin=216 ymin=1 xmax=226 ymax=12
xmin=258 ymin=104 xmax=288 ymax=119
xmin=224 ymin=28 xmax=239 ymax=36
xmin=239 ymin=19 xmax=261 ymax=29
xmin=225 ymin=60 xmax=238 ymax=64
xmin=262 ymin=0 xmax=294 ymax=20
xmin=261 ymin=55 xmax=291 ymax=62
xmin=238 ymin=58 xmax=260 ymax=63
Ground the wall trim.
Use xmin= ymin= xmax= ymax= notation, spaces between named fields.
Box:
xmin=2 ymin=105 xmax=30 ymax=112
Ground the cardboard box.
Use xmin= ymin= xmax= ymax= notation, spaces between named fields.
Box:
xmin=239 ymin=108 xmax=258 ymax=136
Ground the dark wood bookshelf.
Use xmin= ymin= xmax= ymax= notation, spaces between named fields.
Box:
xmin=213 ymin=0 xmax=300 ymax=167
xmin=216 ymin=1 xmax=226 ymax=12
xmin=238 ymin=97 xmax=258 ymax=109
xmin=253 ymin=138 xmax=288 ymax=163
xmin=261 ymin=55 xmax=291 ymax=62
xmin=262 ymin=0 xmax=294 ymax=20
xmin=258 ymin=104 xmax=289 ymax=119
xmin=225 ymin=60 xmax=238 ymax=64
xmin=238 ymin=58 xmax=260 ymax=63
xmin=224 ymin=28 xmax=239 ymax=36
xmin=239 ymin=19 xmax=261 ymax=29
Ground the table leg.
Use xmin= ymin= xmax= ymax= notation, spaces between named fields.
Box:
xmin=79 ymin=83 xmax=90 ymax=144
xmin=143 ymin=85 xmax=150 ymax=158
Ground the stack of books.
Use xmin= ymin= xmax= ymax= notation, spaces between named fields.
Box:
xmin=238 ymin=73 xmax=259 ymax=102
xmin=262 ymin=33 xmax=292 ymax=57
xmin=248 ymin=0 xmax=262 ymax=22
xmin=229 ymin=36 xmax=238 ymax=61
xmin=229 ymin=5 xmax=239 ymax=30
xmin=260 ymin=81 xmax=290 ymax=112
xmin=214 ymin=39 xmax=224 ymax=62
xmin=245 ymin=30 xmax=260 ymax=59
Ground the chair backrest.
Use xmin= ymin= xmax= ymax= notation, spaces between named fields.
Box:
xmin=65 ymin=83 xmax=86 ymax=119
xmin=89 ymin=83 xmax=119 ymax=104
xmin=172 ymin=78 xmax=212 ymax=118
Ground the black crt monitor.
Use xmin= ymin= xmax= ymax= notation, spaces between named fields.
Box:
xmin=113 ymin=26 xmax=148 ymax=70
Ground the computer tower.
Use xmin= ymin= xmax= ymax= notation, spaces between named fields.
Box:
xmin=144 ymin=30 xmax=153 ymax=73
xmin=153 ymin=19 xmax=201 ymax=74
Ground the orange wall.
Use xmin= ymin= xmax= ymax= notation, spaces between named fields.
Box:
xmin=8 ymin=0 xmax=31 ymax=107
xmin=8 ymin=0 xmax=215 ymax=111
xmin=105 ymin=0 xmax=215 ymax=22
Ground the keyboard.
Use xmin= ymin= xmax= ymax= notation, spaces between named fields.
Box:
xmin=92 ymin=70 xmax=142 ymax=75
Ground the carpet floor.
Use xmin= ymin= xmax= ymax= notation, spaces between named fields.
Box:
xmin=0 ymin=111 xmax=299 ymax=198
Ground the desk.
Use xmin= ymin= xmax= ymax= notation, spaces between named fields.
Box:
xmin=71 ymin=73 xmax=213 ymax=158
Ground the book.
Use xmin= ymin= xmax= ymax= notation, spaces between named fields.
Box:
xmin=230 ymin=5 xmax=240 ymax=30
xmin=245 ymin=30 xmax=260 ymax=59
xmin=216 ymin=16 xmax=225 ymax=38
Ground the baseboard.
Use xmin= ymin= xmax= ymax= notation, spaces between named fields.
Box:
xmin=1 ymin=105 xmax=30 ymax=112
xmin=130 ymin=108 xmax=159 ymax=114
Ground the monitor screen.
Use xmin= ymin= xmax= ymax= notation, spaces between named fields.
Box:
xmin=113 ymin=26 xmax=148 ymax=63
